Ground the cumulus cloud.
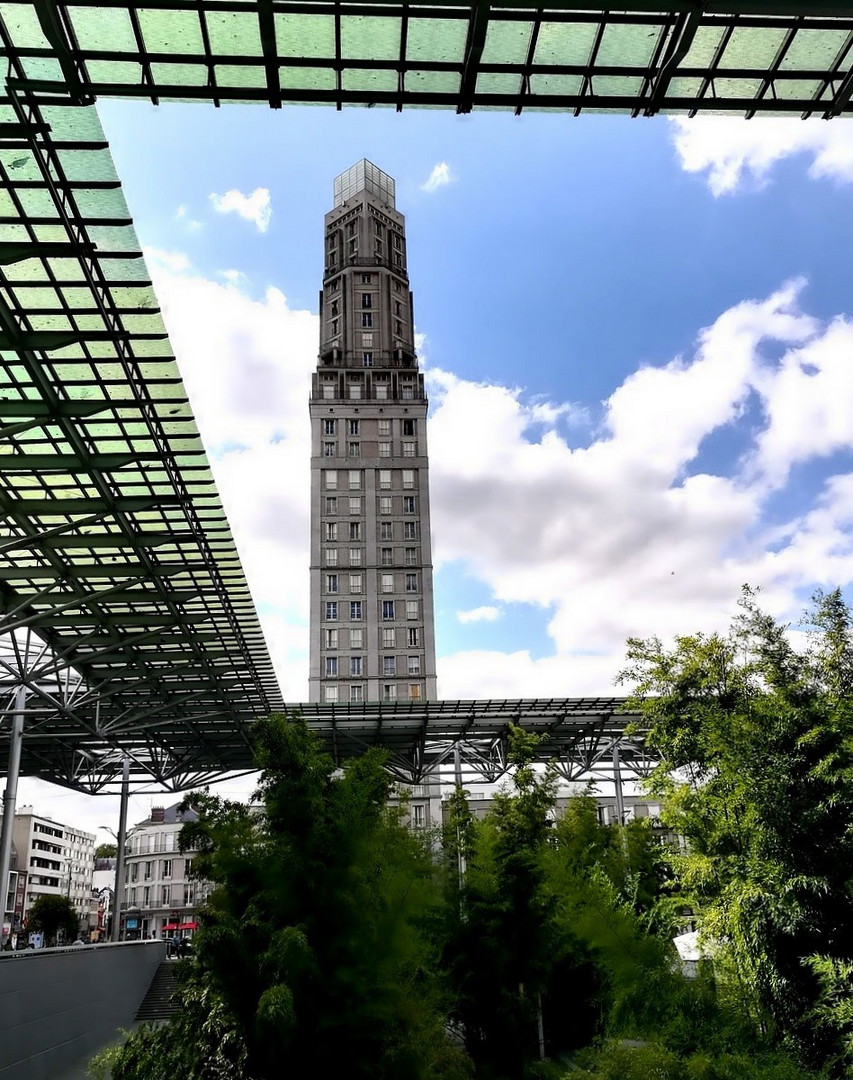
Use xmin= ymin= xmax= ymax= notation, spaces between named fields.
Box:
xmin=428 ymin=278 xmax=853 ymax=679
xmin=209 ymin=186 xmax=272 ymax=232
xmin=670 ymin=116 xmax=853 ymax=195
xmin=421 ymin=162 xmax=454 ymax=193
xmin=457 ymin=606 xmax=501 ymax=624
xmin=175 ymin=204 xmax=202 ymax=230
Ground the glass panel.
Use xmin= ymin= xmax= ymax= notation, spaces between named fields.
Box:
xmin=341 ymin=17 xmax=400 ymax=62
xmin=719 ymin=27 xmax=788 ymax=70
xmin=70 ymin=7 xmax=138 ymax=52
xmin=712 ymin=77 xmax=763 ymax=99
xmin=150 ymin=63 xmax=209 ymax=86
xmin=407 ymin=18 xmax=467 ymax=64
xmin=682 ymin=26 xmax=726 ymax=69
xmin=407 ymin=71 xmax=461 ymax=95
xmin=534 ymin=21 xmax=597 ymax=66
xmin=594 ymin=76 xmax=644 ymax=97
xmin=280 ymin=67 xmax=336 ymax=92
xmin=480 ymin=21 xmax=533 ymax=65
xmin=216 ymin=64 xmax=267 ymax=89
xmin=476 ymin=73 xmax=522 ymax=96
xmin=86 ymin=60 xmax=144 ymax=85
xmin=781 ymin=29 xmax=850 ymax=72
xmin=205 ymin=12 xmax=263 ymax=57
xmin=596 ymin=21 xmax=661 ymax=68
xmin=0 ymin=2 xmax=51 ymax=48
xmin=530 ymin=73 xmax=583 ymax=96
xmin=138 ymin=9 xmax=205 ymax=54
xmin=341 ymin=69 xmax=397 ymax=93
xmin=275 ymin=13 xmax=335 ymax=58
xmin=774 ymin=78 xmax=823 ymax=102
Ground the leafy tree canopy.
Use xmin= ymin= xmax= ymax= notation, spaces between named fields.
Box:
xmin=620 ymin=587 xmax=853 ymax=1074
xmin=27 ymin=894 xmax=77 ymax=943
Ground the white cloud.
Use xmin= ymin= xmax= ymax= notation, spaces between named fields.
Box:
xmin=209 ymin=186 xmax=272 ymax=232
xmin=457 ymin=606 xmax=501 ymax=624
xmin=670 ymin=116 xmax=853 ymax=195
xmin=429 ymin=278 xmax=853 ymax=670
xmin=421 ymin=162 xmax=454 ymax=193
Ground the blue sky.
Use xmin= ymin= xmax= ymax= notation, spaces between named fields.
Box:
xmin=87 ymin=101 xmax=853 ymax=708
xmin=19 ymin=101 xmax=853 ymax=829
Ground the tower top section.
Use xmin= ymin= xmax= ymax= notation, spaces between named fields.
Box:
xmin=333 ymin=160 xmax=396 ymax=210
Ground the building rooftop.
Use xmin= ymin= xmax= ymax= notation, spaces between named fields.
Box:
xmin=333 ymin=160 xmax=396 ymax=209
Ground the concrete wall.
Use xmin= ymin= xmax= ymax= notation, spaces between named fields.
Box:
xmin=0 ymin=939 xmax=165 ymax=1080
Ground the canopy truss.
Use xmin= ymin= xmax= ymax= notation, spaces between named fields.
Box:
xmin=3 ymin=1 xmax=853 ymax=116
xmin=0 ymin=83 xmax=282 ymax=793
xmin=296 ymin=697 xmax=649 ymax=786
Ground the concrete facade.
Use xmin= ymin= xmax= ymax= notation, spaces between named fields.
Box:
xmin=308 ymin=160 xmax=438 ymax=709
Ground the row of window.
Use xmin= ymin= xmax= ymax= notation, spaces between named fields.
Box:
xmin=125 ymin=884 xmax=197 ymax=908
xmin=324 ymin=683 xmax=422 ymax=704
xmin=325 ymin=572 xmax=418 ymax=594
xmin=128 ymin=858 xmax=177 ymax=882
xmin=323 ymin=441 xmax=418 ymax=457
xmin=325 ymin=655 xmax=421 ymax=677
xmin=324 ymin=520 xmax=419 ymax=543
xmin=320 ymin=380 xmax=418 ymax=401
xmin=325 ymin=545 xmax=420 ymax=567
xmin=324 ymin=493 xmax=419 ymax=517
xmin=324 ymin=498 xmax=417 ymax=520
xmin=323 ymin=419 xmax=416 ymax=437
xmin=324 ymin=599 xmax=412 ymax=621
xmin=324 ymin=626 xmax=421 ymax=649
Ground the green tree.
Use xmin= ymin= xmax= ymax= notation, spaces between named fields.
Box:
xmin=620 ymin=587 xmax=853 ymax=1072
xmin=104 ymin=713 xmax=470 ymax=1080
xmin=27 ymin=894 xmax=77 ymax=944
xmin=94 ymin=843 xmax=117 ymax=860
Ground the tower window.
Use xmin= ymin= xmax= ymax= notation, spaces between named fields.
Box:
xmin=325 ymin=686 xmax=338 ymax=703
xmin=325 ymin=496 xmax=337 ymax=514
xmin=362 ymin=312 xmax=373 ymax=328
xmin=408 ymin=656 xmax=420 ymax=675
xmin=382 ymin=601 xmax=395 ymax=620
xmin=363 ymin=353 xmax=373 ymax=368
xmin=403 ymin=442 xmax=416 ymax=457
xmin=380 ymin=522 xmax=393 ymax=540
xmin=350 ymin=685 xmax=364 ymax=703
xmin=383 ymin=684 xmax=397 ymax=702
xmin=379 ymin=470 xmax=392 ymax=490
xmin=349 ymin=548 xmax=362 ymax=566
xmin=350 ymin=656 xmax=363 ymax=676
xmin=381 ymin=574 xmax=394 ymax=594
xmin=325 ymin=657 xmax=338 ymax=677
xmin=362 ymin=294 xmax=372 ymax=309
xmin=383 ymin=628 xmax=395 ymax=648
xmin=378 ymin=420 xmax=391 ymax=437
xmin=383 ymin=656 xmax=396 ymax=676
xmin=325 ymin=470 xmax=338 ymax=489
xmin=349 ymin=420 xmax=360 ymax=436
xmin=349 ymin=522 xmax=361 ymax=541
xmin=323 ymin=441 xmax=336 ymax=457
xmin=349 ymin=574 xmax=362 ymax=593
xmin=402 ymin=470 xmax=415 ymax=489
xmin=326 ymin=574 xmax=339 ymax=593
xmin=405 ymin=547 xmax=418 ymax=566
xmin=381 ymin=547 xmax=393 ymax=565
xmin=378 ymin=441 xmax=391 ymax=457
xmin=406 ymin=573 xmax=418 ymax=592
xmin=325 ymin=602 xmax=338 ymax=620
xmin=361 ymin=274 xmax=372 ymax=284
xmin=402 ymin=420 xmax=415 ymax=436
xmin=324 ymin=419 xmax=336 ymax=435
xmin=350 ymin=601 xmax=363 ymax=620
xmin=380 ymin=497 xmax=392 ymax=515
xmin=403 ymin=497 xmax=416 ymax=514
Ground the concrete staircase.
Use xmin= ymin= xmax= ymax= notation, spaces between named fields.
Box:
xmin=135 ymin=960 xmax=180 ymax=1022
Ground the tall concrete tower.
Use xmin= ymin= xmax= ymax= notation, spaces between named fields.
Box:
xmin=309 ymin=161 xmax=438 ymax=706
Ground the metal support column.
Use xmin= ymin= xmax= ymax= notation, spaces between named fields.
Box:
xmin=0 ymin=685 xmax=26 ymax=935
xmin=612 ymin=742 xmax=625 ymax=824
xmin=111 ymin=754 xmax=129 ymax=942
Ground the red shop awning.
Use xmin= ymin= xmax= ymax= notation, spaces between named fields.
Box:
xmin=178 ymin=922 xmax=197 ymax=931
xmin=160 ymin=923 xmax=179 ymax=931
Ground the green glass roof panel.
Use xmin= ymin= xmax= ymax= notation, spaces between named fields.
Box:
xmin=406 ymin=17 xmax=467 ymax=64
xmin=596 ymin=20 xmax=662 ymax=69
xmin=341 ymin=16 xmax=401 ymax=61
xmin=138 ymin=8 xmax=205 ymax=54
xmin=480 ymin=20 xmax=533 ymax=65
xmin=280 ymin=66 xmax=336 ymax=92
xmin=205 ymin=11 xmax=264 ymax=57
xmin=533 ymin=20 xmax=597 ymax=67
xmin=720 ymin=26 xmax=789 ymax=69
xmin=274 ymin=13 xmax=335 ymax=58
xmin=780 ymin=28 xmax=850 ymax=71
xmin=69 ymin=6 xmax=138 ymax=52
